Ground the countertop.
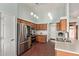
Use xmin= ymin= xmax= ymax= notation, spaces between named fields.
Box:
xmin=50 ymin=40 xmax=79 ymax=54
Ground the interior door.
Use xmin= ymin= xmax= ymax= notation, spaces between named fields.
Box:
xmin=69 ymin=26 xmax=76 ymax=41
xmin=2 ymin=14 xmax=16 ymax=56
xmin=0 ymin=13 xmax=1 ymax=56
xmin=49 ymin=24 xmax=56 ymax=39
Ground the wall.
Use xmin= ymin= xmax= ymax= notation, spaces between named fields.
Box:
xmin=36 ymin=30 xmax=47 ymax=35
xmin=35 ymin=19 xmax=52 ymax=24
xmin=0 ymin=3 xmax=17 ymax=16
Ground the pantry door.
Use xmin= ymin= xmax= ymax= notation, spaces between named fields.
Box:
xmin=0 ymin=13 xmax=1 ymax=55
xmin=2 ymin=14 xmax=16 ymax=56
xmin=69 ymin=26 xmax=76 ymax=41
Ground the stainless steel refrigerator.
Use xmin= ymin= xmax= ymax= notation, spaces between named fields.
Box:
xmin=17 ymin=22 xmax=30 ymax=55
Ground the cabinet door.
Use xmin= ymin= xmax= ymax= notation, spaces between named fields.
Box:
xmin=36 ymin=24 xmax=47 ymax=30
xmin=37 ymin=24 xmax=40 ymax=30
xmin=34 ymin=24 xmax=37 ymax=29
xmin=41 ymin=35 xmax=47 ymax=43
xmin=40 ymin=24 xmax=42 ymax=30
xmin=36 ymin=24 xmax=37 ymax=30
xmin=56 ymin=22 xmax=60 ymax=31
xmin=36 ymin=35 xmax=47 ymax=43
xmin=44 ymin=24 xmax=47 ymax=30
xmin=32 ymin=24 xmax=35 ymax=29
xmin=36 ymin=35 xmax=40 ymax=42
xmin=60 ymin=19 xmax=67 ymax=31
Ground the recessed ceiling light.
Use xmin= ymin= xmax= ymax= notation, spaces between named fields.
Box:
xmin=30 ymin=12 xmax=34 ymax=15
xmin=77 ymin=16 xmax=79 ymax=18
xmin=50 ymin=16 xmax=53 ymax=20
xmin=48 ymin=12 xmax=53 ymax=20
xmin=48 ymin=12 xmax=51 ymax=17
xmin=36 ymin=16 xmax=39 ymax=19
xmin=34 ymin=14 xmax=36 ymax=17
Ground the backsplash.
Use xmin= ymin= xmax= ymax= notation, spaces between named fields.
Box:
xmin=36 ymin=30 xmax=47 ymax=35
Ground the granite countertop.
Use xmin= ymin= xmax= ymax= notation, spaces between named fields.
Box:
xmin=50 ymin=40 xmax=79 ymax=54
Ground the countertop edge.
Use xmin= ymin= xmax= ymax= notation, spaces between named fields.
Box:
xmin=55 ymin=48 xmax=79 ymax=55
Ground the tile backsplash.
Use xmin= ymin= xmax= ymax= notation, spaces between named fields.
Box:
xmin=36 ymin=30 xmax=47 ymax=35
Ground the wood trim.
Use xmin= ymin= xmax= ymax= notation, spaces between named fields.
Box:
xmin=76 ymin=25 xmax=78 ymax=40
xmin=17 ymin=18 xmax=35 ymax=28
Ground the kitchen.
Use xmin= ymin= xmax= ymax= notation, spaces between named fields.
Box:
xmin=0 ymin=3 xmax=79 ymax=56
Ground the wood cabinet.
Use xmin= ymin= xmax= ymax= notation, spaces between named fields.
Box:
xmin=17 ymin=18 xmax=21 ymax=23
xmin=56 ymin=22 xmax=60 ymax=31
xmin=36 ymin=24 xmax=40 ymax=30
xmin=17 ymin=18 xmax=36 ymax=29
xmin=36 ymin=24 xmax=47 ymax=30
xmin=32 ymin=23 xmax=36 ymax=29
xmin=36 ymin=35 xmax=47 ymax=43
xmin=60 ymin=19 xmax=67 ymax=31
xmin=56 ymin=19 xmax=67 ymax=31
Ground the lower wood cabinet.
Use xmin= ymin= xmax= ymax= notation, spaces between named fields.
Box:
xmin=36 ymin=35 xmax=47 ymax=43
xmin=55 ymin=50 xmax=79 ymax=56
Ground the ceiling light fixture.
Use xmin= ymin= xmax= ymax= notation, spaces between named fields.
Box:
xmin=30 ymin=12 xmax=34 ymax=15
xmin=48 ymin=12 xmax=53 ymax=20
xmin=36 ymin=16 xmax=39 ymax=19
xmin=34 ymin=14 xmax=36 ymax=17
xmin=77 ymin=16 xmax=79 ymax=19
xmin=30 ymin=12 xmax=39 ymax=19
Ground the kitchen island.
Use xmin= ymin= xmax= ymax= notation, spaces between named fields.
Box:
xmin=51 ymin=40 xmax=79 ymax=56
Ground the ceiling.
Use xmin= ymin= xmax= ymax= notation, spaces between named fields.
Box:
xmin=25 ymin=3 xmax=66 ymax=22
xmin=69 ymin=3 xmax=79 ymax=18
xmin=19 ymin=3 xmax=79 ymax=23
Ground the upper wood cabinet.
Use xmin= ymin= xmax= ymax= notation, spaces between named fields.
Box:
xmin=17 ymin=18 xmax=21 ymax=23
xmin=17 ymin=18 xmax=47 ymax=30
xmin=56 ymin=22 xmax=60 ymax=31
xmin=32 ymin=23 xmax=36 ymax=29
xmin=17 ymin=18 xmax=34 ymax=28
xmin=36 ymin=24 xmax=47 ymax=30
xmin=56 ymin=19 xmax=67 ymax=31
xmin=60 ymin=19 xmax=67 ymax=31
